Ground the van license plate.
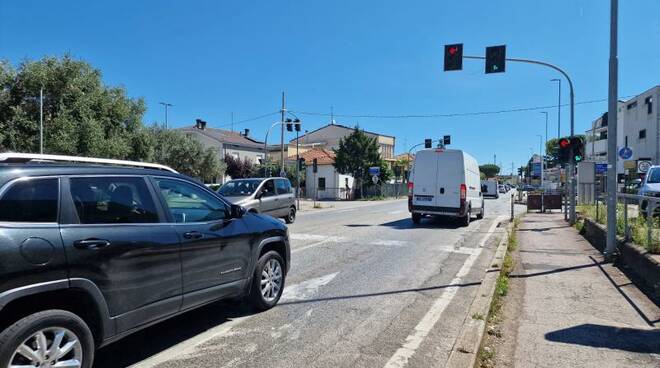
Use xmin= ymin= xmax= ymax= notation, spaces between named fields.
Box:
xmin=415 ymin=196 xmax=432 ymax=201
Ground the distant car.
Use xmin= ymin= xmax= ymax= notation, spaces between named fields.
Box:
xmin=219 ymin=178 xmax=297 ymax=223
xmin=625 ymin=178 xmax=642 ymax=194
xmin=481 ymin=180 xmax=499 ymax=198
xmin=498 ymin=184 xmax=506 ymax=193
xmin=638 ymin=167 xmax=660 ymax=217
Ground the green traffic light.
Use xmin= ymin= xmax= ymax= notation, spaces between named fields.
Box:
xmin=575 ymin=155 xmax=582 ymax=162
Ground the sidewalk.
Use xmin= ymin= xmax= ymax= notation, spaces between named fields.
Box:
xmin=509 ymin=213 xmax=660 ymax=368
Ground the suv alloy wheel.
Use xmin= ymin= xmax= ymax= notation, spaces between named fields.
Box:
xmin=249 ymin=251 xmax=286 ymax=310
xmin=285 ymin=207 xmax=296 ymax=224
xmin=0 ymin=310 xmax=94 ymax=368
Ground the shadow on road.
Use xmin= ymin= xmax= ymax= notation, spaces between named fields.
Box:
xmin=544 ymin=323 xmax=660 ymax=353
xmin=278 ymin=280 xmax=481 ymax=306
xmin=379 ymin=217 xmax=463 ymax=230
xmin=93 ymin=301 xmax=258 ymax=368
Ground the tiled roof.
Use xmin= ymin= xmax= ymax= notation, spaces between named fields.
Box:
xmin=293 ymin=148 xmax=336 ymax=165
xmin=179 ymin=126 xmax=265 ymax=149
xmin=289 ymin=123 xmax=395 ymax=143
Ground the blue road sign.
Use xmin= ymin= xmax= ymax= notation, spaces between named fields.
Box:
xmin=618 ymin=147 xmax=633 ymax=160
xmin=595 ymin=163 xmax=608 ymax=174
xmin=368 ymin=166 xmax=380 ymax=176
xmin=532 ymin=163 xmax=542 ymax=177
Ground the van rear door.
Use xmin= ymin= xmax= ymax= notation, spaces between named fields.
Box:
xmin=434 ymin=151 xmax=463 ymax=210
xmin=412 ymin=151 xmax=437 ymax=206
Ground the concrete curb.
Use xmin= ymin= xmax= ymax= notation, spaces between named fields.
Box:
xmin=444 ymin=221 xmax=511 ymax=368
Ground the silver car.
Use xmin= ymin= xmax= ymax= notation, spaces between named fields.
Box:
xmin=219 ymin=177 xmax=297 ymax=223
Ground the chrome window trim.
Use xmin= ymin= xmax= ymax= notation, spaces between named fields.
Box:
xmin=152 ymin=176 xmax=232 ymax=224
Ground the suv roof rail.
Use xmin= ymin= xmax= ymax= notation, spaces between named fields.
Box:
xmin=0 ymin=152 xmax=179 ymax=173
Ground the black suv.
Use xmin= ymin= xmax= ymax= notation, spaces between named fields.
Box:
xmin=0 ymin=160 xmax=290 ymax=368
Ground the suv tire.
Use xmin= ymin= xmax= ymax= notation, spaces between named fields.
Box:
xmin=248 ymin=250 xmax=286 ymax=311
xmin=0 ymin=309 xmax=94 ymax=368
xmin=284 ymin=207 xmax=296 ymax=224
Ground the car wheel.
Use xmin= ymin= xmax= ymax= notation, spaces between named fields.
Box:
xmin=412 ymin=213 xmax=422 ymax=224
xmin=476 ymin=204 xmax=484 ymax=219
xmin=0 ymin=309 xmax=94 ymax=368
xmin=284 ymin=207 xmax=296 ymax=224
xmin=462 ymin=208 xmax=471 ymax=227
xmin=249 ymin=251 xmax=286 ymax=310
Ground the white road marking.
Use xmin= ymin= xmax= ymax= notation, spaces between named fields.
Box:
xmin=388 ymin=210 xmax=404 ymax=215
xmin=281 ymin=272 xmax=339 ymax=301
xmin=383 ymin=217 xmax=505 ymax=368
xmin=335 ymin=208 xmax=357 ymax=213
xmin=131 ymin=273 xmax=339 ymax=368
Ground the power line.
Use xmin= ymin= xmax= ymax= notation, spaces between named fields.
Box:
xmin=216 ymin=111 xmax=279 ymax=128
xmin=289 ymin=95 xmax=634 ymax=120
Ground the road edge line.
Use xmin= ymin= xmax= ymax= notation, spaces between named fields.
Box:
xmin=444 ymin=218 xmax=513 ymax=368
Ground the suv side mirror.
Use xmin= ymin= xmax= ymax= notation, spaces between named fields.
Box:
xmin=230 ymin=204 xmax=245 ymax=219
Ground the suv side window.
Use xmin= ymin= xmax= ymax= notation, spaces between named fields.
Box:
xmin=156 ymin=178 xmax=228 ymax=223
xmin=275 ymin=179 xmax=291 ymax=195
xmin=69 ymin=177 xmax=159 ymax=224
xmin=261 ymin=179 xmax=276 ymax=197
xmin=0 ymin=178 xmax=58 ymax=222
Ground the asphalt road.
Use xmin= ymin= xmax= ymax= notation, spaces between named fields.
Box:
xmin=94 ymin=194 xmax=525 ymax=368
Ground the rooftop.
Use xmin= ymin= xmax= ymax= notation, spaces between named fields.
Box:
xmin=179 ymin=125 xmax=265 ymax=149
xmin=293 ymin=148 xmax=336 ymax=165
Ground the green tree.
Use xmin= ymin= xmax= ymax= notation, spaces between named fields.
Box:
xmin=0 ymin=55 xmax=145 ymax=158
xmin=224 ymin=154 xmax=256 ymax=179
xmin=479 ymin=164 xmax=500 ymax=178
xmin=333 ymin=127 xmax=390 ymax=197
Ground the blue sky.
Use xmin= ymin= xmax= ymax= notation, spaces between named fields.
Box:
xmin=1 ymin=0 xmax=659 ymax=173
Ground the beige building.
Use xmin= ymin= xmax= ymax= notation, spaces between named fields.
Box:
xmin=286 ymin=123 xmax=396 ymax=161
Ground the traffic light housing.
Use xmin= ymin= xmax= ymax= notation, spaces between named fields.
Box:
xmin=485 ymin=45 xmax=506 ymax=74
xmin=424 ymin=139 xmax=432 ymax=149
xmin=298 ymin=157 xmax=305 ymax=171
xmin=444 ymin=44 xmax=463 ymax=71
xmin=571 ymin=137 xmax=584 ymax=162
xmin=312 ymin=158 xmax=318 ymax=173
xmin=443 ymin=135 xmax=451 ymax=145
xmin=558 ymin=137 xmax=571 ymax=163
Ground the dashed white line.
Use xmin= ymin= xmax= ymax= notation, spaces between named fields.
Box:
xmin=383 ymin=216 xmax=505 ymax=368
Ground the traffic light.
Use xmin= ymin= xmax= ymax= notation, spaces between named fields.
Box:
xmin=558 ymin=137 xmax=571 ymax=163
xmin=285 ymin=118 xmax=293 ymax=132
xmin=443 ymin=135 xmax=451 ymax=145
xmin=298 ymin=157 xmax=305 ymax=171
xmin=312 ymin=158 xmax=318 ymax=173
xmin=571 ymin=137 xmax=584 ymax=162
xmin=294 ymin=119 xmax=301 ymax=131
xmin=485 ymin=45 xmax=506 ymax=74
xmin=424 ymin=139 xmax=432 ymax=148
xmin=444 ymin=44 xmax=463 ymax=71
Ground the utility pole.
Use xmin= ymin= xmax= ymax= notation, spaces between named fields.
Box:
xmin=280 ymin=92 xmax=286 ymax=177
xmin=538 ymin=134 xmax=545 ymax=211
xmin=159 ymin=102 xmax=173 ymax=129
xmin=494 ymin=154 xmax=496 ymax=165
xmin=551 ymin=78 xmax=562 ymax=140
xmin=231 ymin=112 xmax=234 ymax=132
xmin=605 ymin=0 xmax=619 ymax=258
xmin=39 ymin=88 xmax=44 ymax=154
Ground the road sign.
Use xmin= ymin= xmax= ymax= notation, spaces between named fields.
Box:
xmin=368 ymin=166 xmax=380 ymax=176
xmin=532 ymin=163 xmax=542 ymax=177
xmin=372 ymin=175 xmax=379 ymax=184
xmin=618 ymin=146 xmax=633 ymax=160
xmin=638 ymin=160 xmax=652 ymax=174
xmin=595 ymin=163 xmax=608 ymax=174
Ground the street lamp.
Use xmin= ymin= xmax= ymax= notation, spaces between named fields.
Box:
xmin=537 ymin=134 xmax=545 ymax=211
xmin=550 ymin=79 xmax=561 ymax=140
xmin=159 ymin=102 xmax=173 ymax=129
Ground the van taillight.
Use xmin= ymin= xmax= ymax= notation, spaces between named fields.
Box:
xmin=460 ymin=184 xmax=466 ymax=200
xmin=408 ymin=182 xmax=414 ymax=193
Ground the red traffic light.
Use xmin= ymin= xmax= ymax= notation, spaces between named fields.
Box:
xmin=448 ymin=47 xmax=458 ymax=56
xmin=559 ymin=138 xmax=571 ymax=149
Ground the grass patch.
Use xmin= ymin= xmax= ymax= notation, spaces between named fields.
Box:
xmin=576 ymin=202 xmax=660 ymax=254
xmin=359 ymin=195 xmax=387 ymax=201
xmin=472 ymin=312 xmax=485 ymax=320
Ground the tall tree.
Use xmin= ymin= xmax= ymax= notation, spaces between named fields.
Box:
xmin=479 ymin=164 xmax=501 ymax=178
xmin=333 ymin=127 xmax=390 ymax=197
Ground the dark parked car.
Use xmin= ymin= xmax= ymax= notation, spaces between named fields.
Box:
xmin=0 ymin=154 xmax=290 ymax=368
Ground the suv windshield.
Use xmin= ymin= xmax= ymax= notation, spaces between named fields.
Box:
xmin=218 ymin=179 xmax=262 ymax=196
xmin=647 ymin=168 xmax=660 ymax=183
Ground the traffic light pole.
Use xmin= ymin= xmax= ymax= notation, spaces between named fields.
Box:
xmin=605 ymin=0 xmax=618 ymax=259
xmin=464 ymin=55 xmax=576 ymax=224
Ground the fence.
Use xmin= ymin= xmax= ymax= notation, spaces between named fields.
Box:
xmin=585 ymin=193 xmax=660 ymax=254
xmin=301 ymin=183 xmax=409 ymax=200
xmin=361 ymin=183 xmax=409 ymax=198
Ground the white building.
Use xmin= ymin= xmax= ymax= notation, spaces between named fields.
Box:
xmin=298 ymin=148 xmax=354 ymax=200
xmin=179 ymin=120 xmax=266 ymax=162
xmin=584 ymin=86 xmax=659 ymax=176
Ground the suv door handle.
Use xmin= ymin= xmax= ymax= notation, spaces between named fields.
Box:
xmin=73 ymin=239 xmax=110 ymax=249
xmin=183 ymin=231 xmax=203 ymax=239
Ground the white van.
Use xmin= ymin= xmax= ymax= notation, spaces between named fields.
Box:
xmin=481 ymin=179 xmax=499 ymax=198
xmin=408 ymin=148 xmax=484 ymax=226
